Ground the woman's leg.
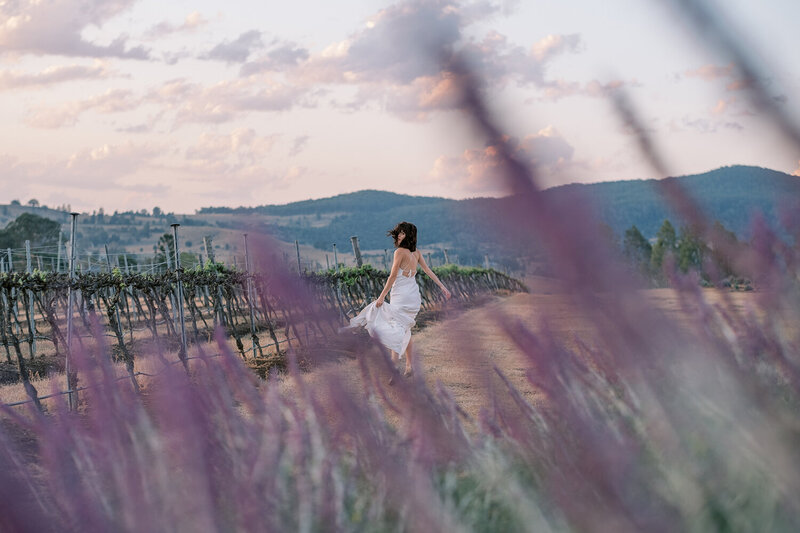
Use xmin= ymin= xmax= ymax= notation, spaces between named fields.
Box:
xmin=403 ymin=337 xmax=413 ymax=376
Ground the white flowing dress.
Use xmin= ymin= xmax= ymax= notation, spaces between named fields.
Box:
xmin=342 ymin=267 xmax=422 ymax=356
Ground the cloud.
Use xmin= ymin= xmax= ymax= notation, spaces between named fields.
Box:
xmin=25 ymin=88 xmax=140 ymax=128
xmin=0 ymin=62 xmax=116 ymax=91
xmin=430 ymin=126 xmax=575 ymax=193
xmin=0 ymin=0 xmax=150 ymax=59
xmin=672 ymin=115 xmax=743 ymax=134
xmin=204 ymin=30 xmax=264 ymax=63
xmin=531 ymin=33 xmax=582 ymax=62
xmin=25 ymin=73 xmax=307 ymax=128
xmin=185 ymin=128 xmax=278 ymax=164
xmin=274 ymin=0 xmax=585 ymax=119
xmin=683 ymin=62 xmax=759 ymax=95
xmin=240 ymin=41 xmax=310 ymax=76
xmin=0 ymin=141 xmax=166 ymax=189
xmin=168 ymin=77 xmax=304 ymax=125
xmin=145 ymin=11 xmax=208 ymax=39
xmin=684 ymin=63 xmax=734 ymax=81
xmin=536 ymin=77 xmax=630 ymax=102
xmin=711 ymin=97 xmax=735 ymax=115
xmin=289 ymin=135 xmax=309 ymax=157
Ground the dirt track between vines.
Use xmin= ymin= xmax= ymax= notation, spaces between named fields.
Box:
xmin=277 ymin=277 xmax=756 ymax=430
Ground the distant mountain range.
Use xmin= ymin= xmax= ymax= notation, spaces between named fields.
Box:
xmin=2 ymin=165 xmax=796 ymax=269
xmin=201 ymin=165 xmax=799 ymax=259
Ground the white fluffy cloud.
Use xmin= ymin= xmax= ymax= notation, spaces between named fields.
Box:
xmin=0 ymin=0 xmax=149 ymax=59
xmin=238 ymin=0 xmax=586 ymax=119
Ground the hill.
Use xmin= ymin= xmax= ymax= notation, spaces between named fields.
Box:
xmin=2 ymin=165 xmax=797 ymax=272
xmin=203 ymin=165 xmax=799 ymax=256
xmin=545 ymin=165 xmax=799 ymax=238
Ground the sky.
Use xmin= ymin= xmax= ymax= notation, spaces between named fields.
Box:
xmin=1 ymin=0 xmax=799 ymax=214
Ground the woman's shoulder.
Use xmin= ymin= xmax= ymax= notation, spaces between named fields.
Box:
xmin=393 ymin=248 xmax=412 ymax=256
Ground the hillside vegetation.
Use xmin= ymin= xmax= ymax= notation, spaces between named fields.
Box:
xmin=3 ymin=165 xmax=797 ymax=272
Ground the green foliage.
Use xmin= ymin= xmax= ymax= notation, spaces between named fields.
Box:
xmin=650 ymin=219 xmax=677 ymax=272
xmin=0 ymin=213 xmax=61 ymax=249
xmin=623 ymin=225 xmax=652 ymax=266
xmin=154 ymin=232 xmax=176 ymax=267
xmin=677 ymin=225 xmax=708 ymax=273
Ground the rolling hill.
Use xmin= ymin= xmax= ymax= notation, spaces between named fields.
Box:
xmin=2 ymin=165 xmax=797 ymax=271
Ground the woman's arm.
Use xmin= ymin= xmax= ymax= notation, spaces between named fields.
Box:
xmin=418 ymin=253 xmax=451 ymax=300
xmin=376 ymin=249 xmax=402 ymax=307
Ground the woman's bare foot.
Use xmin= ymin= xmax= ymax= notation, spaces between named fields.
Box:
xmin=403 ymin=367 xmax=413 ymax=378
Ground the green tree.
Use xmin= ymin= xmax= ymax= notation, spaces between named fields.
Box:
xmin=154 ymin=233 xmax=176 ymax=269
xmin=650 ymin=219 xmax=677 ymax=271
xmin=0 ymin=213 xmax=60 ymax=249
xmin=677 ymin=225 xmax=707 ymax=273
xmin=623 ymin=225 xmax=652 ymax=264
xmin=709 ymin=220 xmax=739 ymax=277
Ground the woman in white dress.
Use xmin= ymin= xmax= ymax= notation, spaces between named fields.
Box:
xmin=345 ymin=222 xmax=451 ymax=377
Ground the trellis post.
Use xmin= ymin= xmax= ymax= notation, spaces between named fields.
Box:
xmin=443 ymin=248 xmax=450 ymax=265
xmin=333 ymin=243 xmax=345 ymax=320
xmin=244 ymin=233 xmax=257 ymax=358
xmin=25 ymin=240 xmax=35 ymax=358
xmin=66 ymin=212 xmax=79 ymax=410
xmin=295 ymin=240 xmax=302 ymax=274
xmin=172 ymin=224 xmax=188 ymax=367
xmin=350 ymin=236 xmax=363 ymax=267
xmin=56 ymin=231 xmax=63 ymax=272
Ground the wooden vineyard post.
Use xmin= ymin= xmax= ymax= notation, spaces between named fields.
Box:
xmin=350 ymin=236 xmax=363 ymax=268
xmin=443 ymin=248 xmax=450 ymax=265
xmin=295 ymin=240 xmax=302 ymax=274
xmin=333 ymin=243 xmax=345 ymax=320
xmin=66 ymin=212 xmax=78 ymax=410
xmin=56 ymin=231 xmax=63 ymax=272
xmin=172 ymin=224 xmax=188 ymax=367
xmin=25 ymin=240 xmax=35 ymax=358
xmin=244 ymin=233 xmax=258 ymax=358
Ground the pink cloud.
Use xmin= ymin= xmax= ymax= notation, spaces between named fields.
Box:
xmin=683 ymin=62 xmax=757 ymax=94
xmin=711 ymin=97 xmax=736 ymax=115
xmin=531 ymin=33 xmax=582 ymax=62
xmin=0 ymin=0 xmax=149 ymax=59
xmin=144 ymin=11 xmax=208 ymax=40
xmin=184 ymin=128 xmax=279 ymax=164
xmin=25 ymin=88 xmax=140 ymax=128
xmin=0 ymin=141 xmax=166 ymax=190
xmin=430 ymin=126 xmax=576 ymax=193
xmin=0 ymin=62 xmax=116 ymax=91
xmin=254 ymin=0 xmax=586 ymax=119
xmin=684 ymin=63 xmax=734 ymax=81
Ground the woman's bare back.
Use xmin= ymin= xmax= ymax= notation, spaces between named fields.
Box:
xmin=398 ymin=249 xmax=420 ymax=277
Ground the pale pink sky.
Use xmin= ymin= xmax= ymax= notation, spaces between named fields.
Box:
xmin=1 ymin=0 xmax=799 ymax=213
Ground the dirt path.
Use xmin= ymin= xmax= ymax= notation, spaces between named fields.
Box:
xmin=277 ymin=280 xmax=757 ymax=429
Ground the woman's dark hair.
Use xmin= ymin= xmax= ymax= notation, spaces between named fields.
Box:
xmin=387 ymin=221 xmax=417 ymax=252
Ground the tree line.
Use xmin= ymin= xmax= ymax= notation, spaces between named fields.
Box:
xmin=620 ymin=219 xmax=745 ymax=287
